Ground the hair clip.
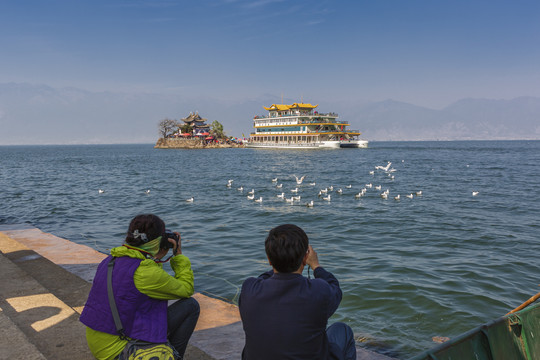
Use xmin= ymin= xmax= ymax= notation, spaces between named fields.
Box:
xmin=132 ymin=230 xmax=148 ymax=242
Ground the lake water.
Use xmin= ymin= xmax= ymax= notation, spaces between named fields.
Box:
xmin=1 ymin=141 xmax=539 ymax=358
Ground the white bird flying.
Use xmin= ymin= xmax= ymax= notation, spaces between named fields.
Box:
xmin=294 ymin=175 xmax=306 ymax=185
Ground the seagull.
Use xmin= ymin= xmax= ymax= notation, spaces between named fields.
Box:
xmin=293 ymin=195 xmax=301 ymax=201
xmin=228 ymin=179 xmax=234 ymax=183
xmin=322 ymin=195 xmax=331 ymax=201
xmin=365 ymin=183 xmax=372 ymax=188
xmin=272 ymin=178 xmax=278 ymax=182
xmin=306 ymin=200 xmax=314 ymax=207
xmin=380 ymin=193 xmax=388 ymax=199
xmin=361 ymin=188 xmax=367 ymax=194
xmin=383 ymin=189 xmax=390 ymax=195
xmin=276 ymin=183 xmax=283 ymax=188
xmin=337 ymin=188 xmax=343 ymax=194
xmin=369 ymin=171 xmax=375 ymax=175
xmin=291 ymin=188 xmax=299 ymax=193
xmin=320 ymin=188 xmax=328 ymax=194
xmin=186 ymin=197 xmax=194 ymax=202
xmin=98 ymin=189 xmax=105 ymax=194
xmin=247 ymin=194 xmax=255 ymax=200
xmin=355 ymin=192 xmax=364 ymax=198
xmin=472 ymin=191 xmax=479 ymax=196
xmin=248 ymin=189 xmax=255 ymax=195
xmin=375 ymin=185 xmax=382 ymax=190
xmin=415 ymin=191 xmax=423 ymax=196
xmin=394 ymin=194 xmax=400 ymax=200
xmin=294 ymin=175 xmax=306 ymax=184
xmin=406 ymin=193 xmax=414 ymax=199
xmin=309 ymin=182 xmax=316 ymax=186
xmin=145 ymin=189 xmax=150 ymax=194
xmin=277 ymin=192 xmax=285 ymax=199
xmin=345 ymin=185 xmax=352 ymax=189
xmin=375 ymin=161 xmax=392 ymax=172
xmin=237 ymin=186 xmax=244 ymax=191
xmin=226 ymin=182 xmax=232 ymax=188
xmin=329 ymin=185 xmax=334 ymax=191
xmin=254 ymin=197 xmax=263 ymax=203
xmin=285 ymin=197 xmax=295 ymax=203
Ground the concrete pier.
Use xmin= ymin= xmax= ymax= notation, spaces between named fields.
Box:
xmin=0 ymin=225 xmax=394 ymax=360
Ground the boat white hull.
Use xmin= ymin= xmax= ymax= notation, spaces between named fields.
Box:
xmin=245 ymin=140 xmax=368 ymax=149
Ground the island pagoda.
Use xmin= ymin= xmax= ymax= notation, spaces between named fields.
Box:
xmin=181 ymin=112 xmax=211 ymax=136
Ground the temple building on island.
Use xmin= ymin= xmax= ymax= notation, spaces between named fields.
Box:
xmin=181 ymin=112 xmax=211 ymax=136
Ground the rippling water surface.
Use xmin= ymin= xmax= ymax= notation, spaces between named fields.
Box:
xmin=1 ymin=141 xmax=539 ymax=357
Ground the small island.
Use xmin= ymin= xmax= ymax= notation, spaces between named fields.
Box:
xmin=154 ymin=112 xmax=244 ymax=149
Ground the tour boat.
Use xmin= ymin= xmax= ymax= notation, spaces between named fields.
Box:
xmin=246 ymin=102 xmax=368 ymax=149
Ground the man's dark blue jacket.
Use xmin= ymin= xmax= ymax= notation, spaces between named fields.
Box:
xmin=239 ymin=267 xmax=342 ymax=360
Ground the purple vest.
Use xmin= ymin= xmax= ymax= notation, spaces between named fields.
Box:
xmin=80 ymin=255 xmax=168 ymax=343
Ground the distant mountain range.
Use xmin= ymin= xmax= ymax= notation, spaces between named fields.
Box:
xmin=0 ymin=83 xmax=539 ymax=144
xmin=348 ymin=97 xmax=540 ymax=141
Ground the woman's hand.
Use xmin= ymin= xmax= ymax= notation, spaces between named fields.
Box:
xmin=169 ymin=231 xmax=182 ymax=255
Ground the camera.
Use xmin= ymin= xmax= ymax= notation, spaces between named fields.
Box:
xmin=160 ymin=229 xmax=180 ymax=249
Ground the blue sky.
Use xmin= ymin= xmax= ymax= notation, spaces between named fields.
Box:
xmin=2 ymin=0 xmax=539 ymax=107
xmin=0 ymin=0 xmax=539 ymax=144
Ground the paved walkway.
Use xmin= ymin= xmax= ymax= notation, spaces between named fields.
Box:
xmin=0 ymin=225 xmax=395 ymax=360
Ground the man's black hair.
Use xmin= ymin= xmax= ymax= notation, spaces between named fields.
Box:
xmin=265 ymin=224 xmax=309 ymax=273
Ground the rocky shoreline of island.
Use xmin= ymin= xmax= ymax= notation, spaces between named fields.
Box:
xmin=154 ymin=138 xmax=244 ymax=149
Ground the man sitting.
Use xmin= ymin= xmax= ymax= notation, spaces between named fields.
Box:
xmin=239 ymin=224 xmax=356 ymax=360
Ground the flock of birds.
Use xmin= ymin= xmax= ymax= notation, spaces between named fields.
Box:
xmin=219 ymin=161 xmax=431 ymax=208
xmin=97 ymin=161 xmax=480 ymax=204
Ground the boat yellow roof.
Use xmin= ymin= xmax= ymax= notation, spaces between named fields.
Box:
xmin=264 ymin=103 xmax=319 ymax=111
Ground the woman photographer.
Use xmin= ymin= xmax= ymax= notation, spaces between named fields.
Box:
xmin=80 ymin=214 xmax=199 ymax=360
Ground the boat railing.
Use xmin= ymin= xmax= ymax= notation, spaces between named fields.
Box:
xmin=254 ymin=112 xmax=339 ymax=120
xmin=247 ymin=141 xmax=324 ymax=147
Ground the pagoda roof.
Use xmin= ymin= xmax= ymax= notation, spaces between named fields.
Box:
xmin=182 ymin=112 xmax=207 ymax=123
xmin=263 ymin=103 xmax=318 ymax=111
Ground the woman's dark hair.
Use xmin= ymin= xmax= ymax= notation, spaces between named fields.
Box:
xmin=125 ymin=214 xmax=165 ymax=246
xmin=265 ymin=224 xmax=309 ymax=273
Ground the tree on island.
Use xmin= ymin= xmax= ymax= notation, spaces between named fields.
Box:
xmin=180 ymin=123 xmax=193 ymax=135
xmin=158 ymin=118 xmax=179 ymax=138
xmin=210 ymin=120 xmax=225 ymax=139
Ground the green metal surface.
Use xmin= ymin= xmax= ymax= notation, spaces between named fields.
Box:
xmin=409 ymin=301 xmax=540 ymax=360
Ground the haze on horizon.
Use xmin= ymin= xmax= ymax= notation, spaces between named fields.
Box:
xmin=1 ymin=0 xmax=539 ymax=144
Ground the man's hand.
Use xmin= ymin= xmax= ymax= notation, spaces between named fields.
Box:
xmin=306 ymin=245 xmax=320 ymax=270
